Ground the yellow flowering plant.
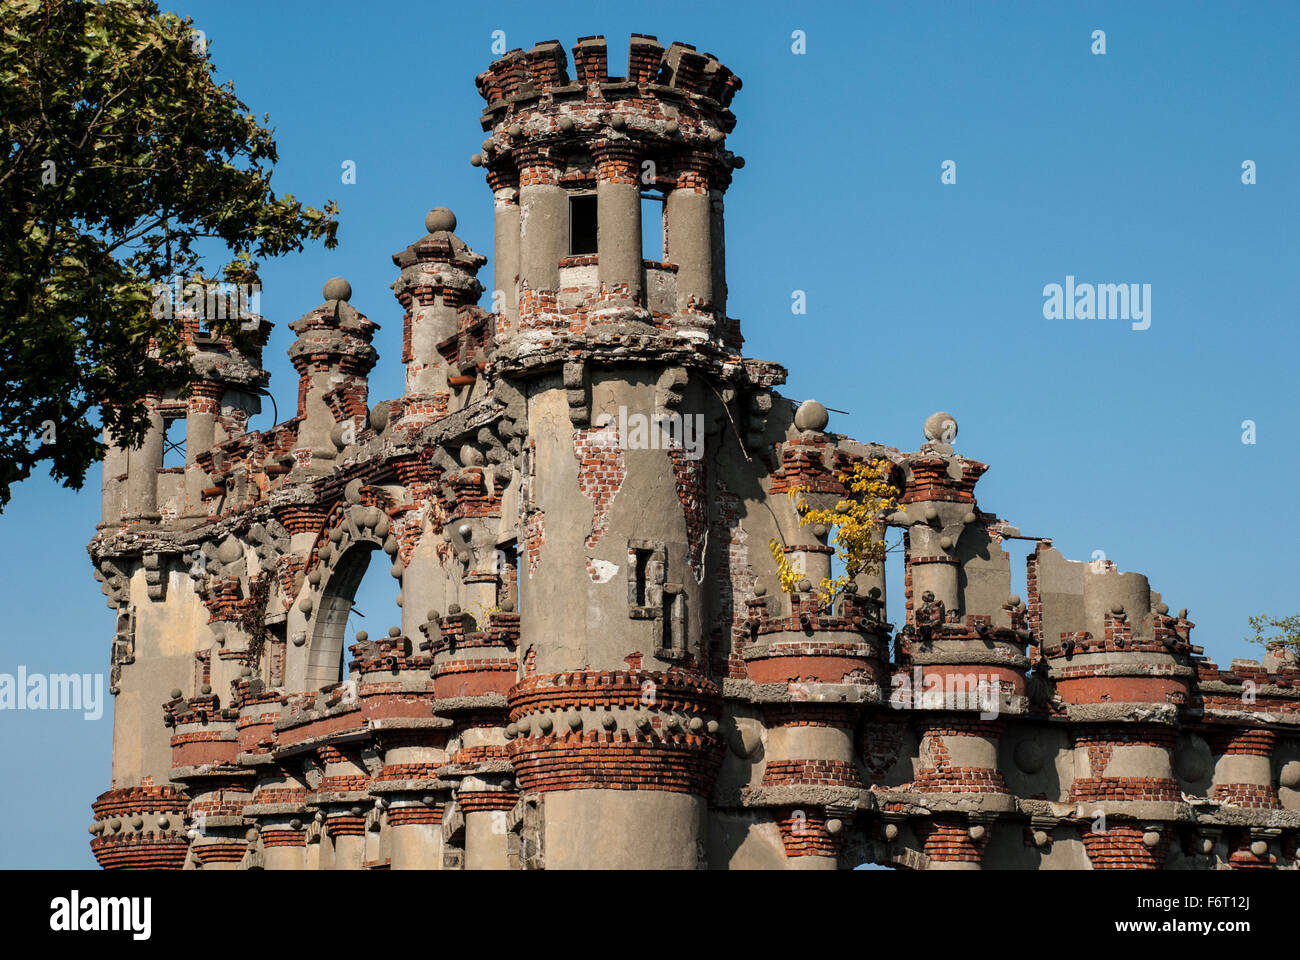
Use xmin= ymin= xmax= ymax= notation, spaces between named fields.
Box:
xmin=769 ymin=459 xmax=901 ymax=606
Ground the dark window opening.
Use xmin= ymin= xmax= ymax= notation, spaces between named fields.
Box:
xmin=569 ymin=194 xmax=598 ymax=255
xmin=633 ymin=548 xmax=651 ymax=606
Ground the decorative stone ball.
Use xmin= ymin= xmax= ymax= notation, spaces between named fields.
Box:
xmin=169 ymin=688 xmax=182 ymax=700
xmin=1142 ymin=830 xmax=1162 ymax=848
xmin=568 ymin=714 xmax=583 ymax=731
xmin=448 ymin=603 xmax=461 ymax=615
xmin=1008 ymin=595 xmax=1021 ymax=608
xmin=963 ymin=512 xmax=977 ymax=524
xmin=217 ymin=538 xmax=242 ymax=563
xmin=131 ymin=816 xmax=143 ymax=829
xmin=1250 ymin=840 xmax=1269 ymax=857
xmin=921 ymin=590 xmax=936 ymax=603
xmin=923 ymin=505 xmax=939 ymax=522
xmin=109 ymin=819 xmax=122 ymax=833
xmin=369 ymin=402 xmax=390 ymax=434
xmin=811 ymin=523 xmax=828 ymax=538
xmin=421 ymin=796 xmax=436 ymax=807
xmin=968 ymin=824 xmax=985 ymax=841
xmin=355 ymin=631 xmax=367 ymax=643
xmin=539 ymin=716 xmax=553 ymax=733
xmin=602 ymin=714 xmax=617 ymax=730
xmin=1032 ymin=830 xmax=1049 ymax=848
xmin=329 ymin=526 xmax=343 ymax=543
xmin=753 ymin=584 xmax=767 ymax=597
xmin=388 ymin=626 xmax=401 ymax=638
xmin=793 ymin=399 xmax=829 ymax=432
xmin=1279 ymin=760 xmax=1300 ymax=790
xmin=797 ymin=578 xmax=812 ymax=593
xmin=636 ymin=718 xmax=651 ymax=733
xmin=240 ymin=666 xmax=252 ymax=677
xmin=349 ymin=806 xmax=363 ymax=819
xmin=395 ymin=592 xmax=404 ymax=607
xmin=500 ymin=598 xmax=516 ymax=613
xmin=323 ymin=277 xmax=352 ymax=302
xmin=939 ymin=536 xmax=953 ymax=551
xmin=506 ymin=123 xmax=523 ymax=138
xmin=88 ymin=823 xmax=101 ymax=835
xmin=504 ymin=724 xmax=516 ymax=739
xmin=200 ymin=684 xmax=212 ymax=695
xmin=1201 ymin=838 xmax=1214 ymax=855
xmin=706 ymin=720 xmax=720 ymax=735
xmin=457 ymin=522 xmax=473 ymax=541
xmin=390 ymin=561 xmax=404 ymax=579
xmin=1178 ymin=608 xmax=1188 ymax=619
xmin=826 ymin=818 xmax=843 ymax=836
xmin=470 ymin=154 xmax=483 ymax=167
xmin=459 ymin=445 xmax=485 ymax=467
xmin=923 ymin=411 xmax=957 ymax=443
xmin=308 ymin=569 xmax=322 ymax=586
xmin=424 ymin=207 xmax=456 ymax=233
xmin=609 ymin=115 xmax=626 ymax=130
xmin=664 ymin=120 xmax=679 ymax=135
xmin=425 ymin=611 xmax=440 ymax=623
xmin=245 ymin=828 xmax=259 ymax=842
xmin=298 ymin=595 xmax=313 ymax=614
xmin=1155 ymin=602 xmax=1170 ymax=615
xmin=1111 ymin=605 xmax=1125 ymax=616
xmin=1013 ymin=739 xmax=1045 ymax=774
xmin=689 ymin=717 xmax=704 ymax=732
xmin=157 ymin=816 xmax=170 ymax=830
xmin=707 ymin=128 xmax=723 ymax=143
xmin=557 ymin=116 xmax=574 ymax=132
xmin=883 ymin=823 xmax=899 ymax=842
xmin=344 ymin=478 xmax=365 ymax=504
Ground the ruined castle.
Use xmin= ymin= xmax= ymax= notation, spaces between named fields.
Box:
xmin=86 ymin=35 xmax=1299 ymax=870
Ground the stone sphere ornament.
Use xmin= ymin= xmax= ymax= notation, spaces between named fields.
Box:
xmin=794 ymin=399 xmax=829 ymax=432
xmin=923 ymin=411 xmax=957 ymax=443
xmin=323 ymin=277 xmax=352 ymax=302
xmin=425 ymin=207 xmax=456 ymax=233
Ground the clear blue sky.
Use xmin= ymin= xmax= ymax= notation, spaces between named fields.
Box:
xmin=2 ymin=1 xmax=1296 ymax=867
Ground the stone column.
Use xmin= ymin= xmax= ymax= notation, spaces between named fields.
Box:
xmin=665 ymin=152 xmax=714 ymax=317
xmin=125 ymin=402 xmax=164 ymax=519
xmin=490 ymin=168 xmax=521 ymax=334
xmin=516 ymin=148 xmax=565 ymax=327
xmin=594 ymin=141 xmax=643 ymax=310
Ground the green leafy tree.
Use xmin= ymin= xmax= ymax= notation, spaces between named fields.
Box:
xmin=0 ymin=0 xmax=338 ymax=509
xmin=1245 ymin=613 xmax=1300 ymax=654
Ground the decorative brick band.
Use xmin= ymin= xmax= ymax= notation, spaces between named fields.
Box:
xmin=388 ymin=805 xmax=444 ymax=827
xmin=509 ymin=732 xmax=724 ymax=795
xmin=1070 ymin=777 xmax=1181 ymax=804
xmin=90 ymin=834 xmax=189 ymax=870
xmin=915 ymin=817 xmax=986 ymax=863
xmin=92 ymin=781 xmax=189 ymax=820
xmin=775 ymin=806 xmax=843 ymax=858
xmin=1081 ymin=826 xmax=1168 ymax=870
xmin=325 ymin=815 xmax=367 ymax=838
xmin=259 ymin=829 xmax=306 ymax=848
xmin=509 ymin=669 xmax=722 ymax=718
xmin=1210 ymin=783 xmax=1280 ymax=809
xmin=458 ymin=790 xmax=519 ymax=813
xmin=193 ymin=842 xmax=247 ymax=864
xmin=763 ymin=759 xmax=861 ymax=788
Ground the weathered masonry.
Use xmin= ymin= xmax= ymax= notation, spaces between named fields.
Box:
xmin=87 ymin=35 xmax=1299 ymax=870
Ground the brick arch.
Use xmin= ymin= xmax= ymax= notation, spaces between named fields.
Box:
xmin=305 ymin=535 xmax=383 ymax=691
